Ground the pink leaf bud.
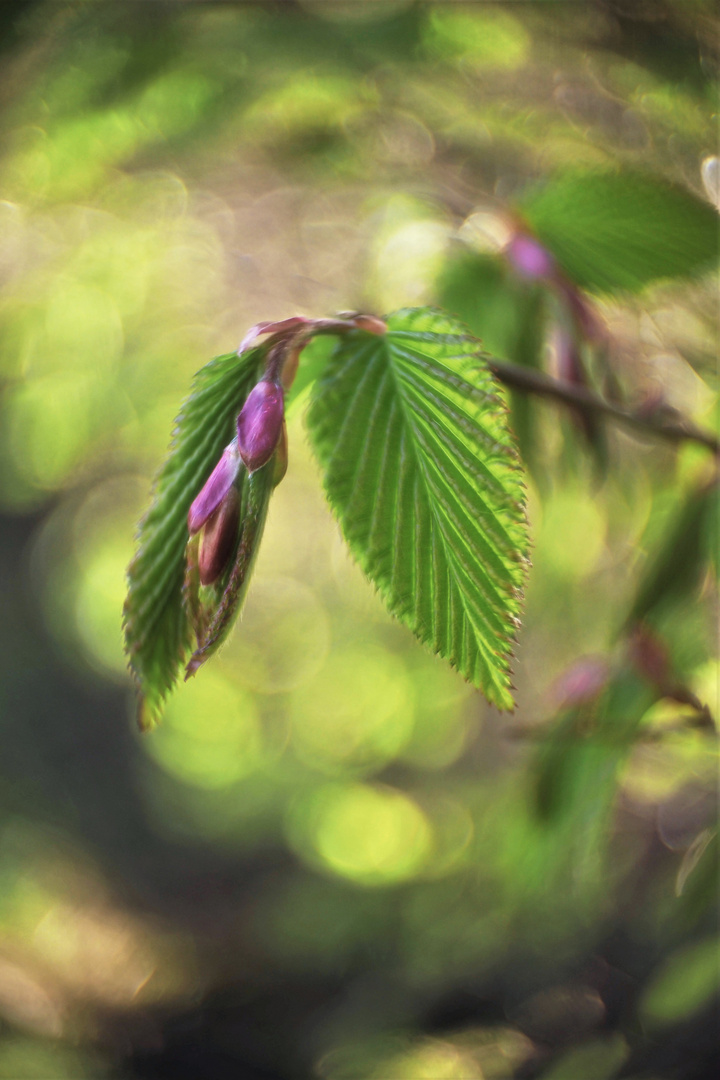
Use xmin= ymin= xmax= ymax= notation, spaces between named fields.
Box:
xmin=198 ymin=487 xmax=240 ymax=586
xmin=188 ymin=442 xmax=241 ymax=535
xmin=237 ymin=380 xmax=284 ymax=473
xmin=505 ymin=233 xmax=556 ymax=281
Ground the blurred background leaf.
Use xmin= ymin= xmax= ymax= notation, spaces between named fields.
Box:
xmin=519 ymin=170 xmax=719 ymax=294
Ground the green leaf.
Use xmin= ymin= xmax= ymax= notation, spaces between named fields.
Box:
xmin=520 ymin=170 xmax=719 ymax=293
xmin=124 ymin=347 xmax=262 ymax=727
xmin=641 ymin=935 xmax=720 ymax=1026
xmin=539 ymin=1036 xmax=628 ymax=1080
xmin=533 ymin=671 xmax=654 ymax=824
xmin=307 ymin=307 xmax=529 ymax=710
xmin=628 ymin=482 xmax=717 ymax=627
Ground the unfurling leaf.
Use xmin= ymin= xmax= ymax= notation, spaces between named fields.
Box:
xmin=307 ymin=307 xmax=529 ymax=710
xmin=185 ymin=460 xmax=275 ymax=679
xmin=123 ymin=347 xmax=263 ymax=728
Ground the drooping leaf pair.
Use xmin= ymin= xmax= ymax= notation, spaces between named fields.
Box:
xmin=124 ymin=308 xmax=530 ymax=727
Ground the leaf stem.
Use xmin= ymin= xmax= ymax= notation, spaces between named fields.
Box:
xmin=487 ymin=358 xmax=719 ymax=455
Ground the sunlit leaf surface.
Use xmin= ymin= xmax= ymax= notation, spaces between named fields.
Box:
xmin=308 ymin=307 xmax=528 ymax=710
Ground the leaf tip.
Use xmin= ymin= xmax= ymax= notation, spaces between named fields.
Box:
xmin=185 ymin=654 xmax=205 ymax=680
xmin=137 ymin=694 xmax=161 ymax=733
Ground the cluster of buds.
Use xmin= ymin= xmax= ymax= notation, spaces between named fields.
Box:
xmin=186 ymin=312 xmax=387 ymax=590
xmin=188 ymin=442 xmax=243 ymax=586
xmin=187 ymin=377 xmax=286 ymax=587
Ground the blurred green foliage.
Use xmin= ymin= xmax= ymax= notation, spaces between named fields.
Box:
xmin=0 ymin=2 xmax=717 ymax=1078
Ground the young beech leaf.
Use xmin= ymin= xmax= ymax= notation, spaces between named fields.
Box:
xmin=307 ymin=307 xmax=529 ymax=710
xmin=124 ymin=348 xmax=262 ymax=728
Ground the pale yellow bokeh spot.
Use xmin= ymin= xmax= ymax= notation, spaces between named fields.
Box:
xmin=290 ymin=646 xmax=414 ymax=774
xmin=146 ymin=671 xmax=263 ymax=790
xmin=74 ymin=543 xmax=129 ymax=677
xmin=537 ymin=487 xmax=606 ymax=580
xmin=6 ymin=375 xmax=94 ymax=492
xmin=295 ymin=783 xmax=432 ymax=886
xmin=371 ymin=216 xmax=451 ymax=311
xmin=373 ymin=1041 xmax=484 ymax=1080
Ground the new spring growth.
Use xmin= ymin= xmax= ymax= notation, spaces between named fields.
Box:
xmin=197 ymin=489 xmax=240 ymax=586
xmin=182 ymin=311 xmax=387 ymax=643
xmin=236 ymin=379 xmax=285 ymax=473
xmin=187 ymin=442 xmax=241 ymax=536
xmin=187 ymin=442 xmax=243 ymax=586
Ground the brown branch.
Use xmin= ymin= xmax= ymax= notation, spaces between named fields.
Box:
xmin=488 ymin=358 xmax=720 ymax=455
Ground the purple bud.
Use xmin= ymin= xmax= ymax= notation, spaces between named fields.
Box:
xmin=188 ymin=442 xmax=241 ymax=535
xmin=506 ymin=233 xmax=556 ymax=280
xmin=237 ymin=380 xmax=284 ymax=473
xmin=198 ymin=486 xmax=240 ymax=586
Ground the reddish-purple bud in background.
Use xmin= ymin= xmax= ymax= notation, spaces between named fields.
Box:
xmin=554 ymin=326 xmax=584 ymax=386
xmin=237 ymin=380 xmax=284 ymax=473
xmin=550 ymin=655 xmax=610 ymax=710
xmin=188 ymin=442 xmax=241 ymax=535
xmin=198 ymin=487 xmax=240 ymax=586
xmin=628 ymin=624 xmax=671 ymax=689
xmin=505 ymin=233 xmax=556 ymax=281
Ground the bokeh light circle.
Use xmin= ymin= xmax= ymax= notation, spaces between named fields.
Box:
xmin=290 ymin=645 xmax=414 ymax=775
xmin=289 ymin=782 xmax=432 ymax=886
xmin=144 ymin=670 xmax=263 ymax=790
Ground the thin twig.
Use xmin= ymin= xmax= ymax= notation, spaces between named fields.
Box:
xmin=488 ymin=358 xmax=719 ymax=455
